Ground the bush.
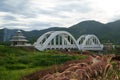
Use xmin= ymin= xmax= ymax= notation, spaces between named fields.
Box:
xmin=18 ymin=57 xmax=32 ymax=64
xmin=0 ymin=67 xmax=6 ymax=71
xmin=32 ymin=59 xmax=54 ymax=67
xmin=5 ymin=64 xmax=28 ymax=70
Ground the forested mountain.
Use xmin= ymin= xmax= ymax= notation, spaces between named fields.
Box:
xmin=0 ymin=20 xmax=120 ymax=44
xmin=0 ymin=29 xmax=4 ymax=42
xmin=68 ymin=20 xmax=108 ymax=38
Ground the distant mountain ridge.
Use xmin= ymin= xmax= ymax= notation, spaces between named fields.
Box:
xmin=0 ymin=20 xmax=120 ymax=44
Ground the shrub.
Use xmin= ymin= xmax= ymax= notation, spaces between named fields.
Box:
xmin=32 ymin=59 xmax=54 ymax=67
xmin=0 ymin=67 xmax=6 ymax=71
xmin=5 ymin=64 xmax=28 ymax=70
xmin=18 ymin=57 xmax=32 ymax=64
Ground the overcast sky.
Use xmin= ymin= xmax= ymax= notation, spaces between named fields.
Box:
xmin=0 ymin=0 xmax=120 ymax=31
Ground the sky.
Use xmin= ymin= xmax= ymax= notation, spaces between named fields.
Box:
xmin=0 ymin=0 xmax=120 ymax=31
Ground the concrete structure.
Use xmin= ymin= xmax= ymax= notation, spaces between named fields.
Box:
xmin=77 ymin=34 xmax=103 ymax=51
xmin=10 ymin=30 xmax=28 ymax=46
xmin=34 ymin=31 xmax=103 ymax=51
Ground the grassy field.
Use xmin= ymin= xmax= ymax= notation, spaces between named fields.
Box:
xmin=0 ymin=45 xmax=87 ymax=80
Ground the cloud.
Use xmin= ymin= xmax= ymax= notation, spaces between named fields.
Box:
xmin=0 ymin=0 xmax=30 ymax=14
xmin=0 ymin=0 xmax=120 ymax=30
xmin=2 ymin=15 xmax=17 ymax=21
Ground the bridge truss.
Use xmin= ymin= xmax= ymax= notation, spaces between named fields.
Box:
xmin=34 ymin=31 xmax=103 ymax=51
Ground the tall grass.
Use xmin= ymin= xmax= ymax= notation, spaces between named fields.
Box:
xmin=0 ymin=45 xmax=87 ymax=80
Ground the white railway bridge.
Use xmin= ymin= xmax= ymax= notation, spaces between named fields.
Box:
xmin=34 ymin=31 xmax=103 ymax=51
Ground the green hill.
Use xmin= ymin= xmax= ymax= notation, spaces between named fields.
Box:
xmin=68 ymin=20 xmax=108 ymax=39
xmin=68 ymin=20 xmax=120 ymax=43
xmin=65 ymin=20 xmax=120 ymax=43
xmin=1 ymin=20 xmax=120 ymax=44
xmin=0 ymin=29 xmax=4 ymax=42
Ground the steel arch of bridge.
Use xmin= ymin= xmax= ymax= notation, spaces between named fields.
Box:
xmin=34 ymin=31 xmax=103 ymax=51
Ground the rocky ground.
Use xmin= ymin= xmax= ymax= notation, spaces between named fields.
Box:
xmin=21 ymin=52 xmax=120 ymax=80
